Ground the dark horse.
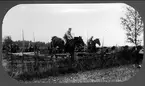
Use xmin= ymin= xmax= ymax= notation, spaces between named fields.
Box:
xmin=50 ymin=36 xmax=85 ymax=54
xmin=87 ymin=38 xmax=101 ymax=53
xmin=64 ymin=36 xmax=85 ymax=63
xmin=50 ymin=36 xmax=85 ymax=66
xmin=50 ymin=36 xmax=65 ymax=54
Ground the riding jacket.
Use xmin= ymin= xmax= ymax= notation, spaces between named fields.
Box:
xmin=64 ymin=31 xmax=73 ymax=40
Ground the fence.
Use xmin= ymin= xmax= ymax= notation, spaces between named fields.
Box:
xmin=3 ymin=52 xmax=125 ymax=80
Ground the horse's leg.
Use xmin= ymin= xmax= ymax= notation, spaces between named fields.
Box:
xmin=68 ymin=51 xmax=74 ymax=69
xmin=64 ymin=44 xmax=68 ymax=53
xmin=71 ymin=52 xmax=75 ymax=62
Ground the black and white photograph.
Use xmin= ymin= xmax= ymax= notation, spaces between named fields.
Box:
xmin=2 ymin=3 xmax=144 ymax=83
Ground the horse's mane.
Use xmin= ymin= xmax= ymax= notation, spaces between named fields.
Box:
xmin=74 ymin=36 xmax=84 ymax=44
xmin=51 ymin=36 xmax=58 ymax=40
xmin=94 ymin=38 xmax=101 ymax=46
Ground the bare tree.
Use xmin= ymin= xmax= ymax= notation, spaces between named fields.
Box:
xmin=121 ymin=6 xmax=144 ymax=46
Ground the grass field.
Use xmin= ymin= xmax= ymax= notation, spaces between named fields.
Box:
xmin=23 ymin=64 xmax=139 ymax=83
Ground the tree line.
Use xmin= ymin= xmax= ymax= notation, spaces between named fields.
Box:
xmin=2 ymin=36 xmax=51 ymax=52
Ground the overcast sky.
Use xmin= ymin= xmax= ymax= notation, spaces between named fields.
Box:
xmin=2 ymin=3 xmax=144 ymax=46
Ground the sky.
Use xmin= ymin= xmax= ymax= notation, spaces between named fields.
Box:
xmin=2 ymin=3 xmax=144 ymax=46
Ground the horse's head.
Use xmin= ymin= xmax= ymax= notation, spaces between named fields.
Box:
xmin=111 ymin=46 xmax=116 ymax=50
xmin=51 ymin=36 xmax=58 ymax=41
xmin=74 ymin=36 xmax=85 ymax=46
xmin=94 ymin=38 xmax=101 ymax=46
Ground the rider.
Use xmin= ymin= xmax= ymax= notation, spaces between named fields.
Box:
xmin=63 ymin=28 xmax=75 ymax=65
xmin=87 ymin=36 xmax=93 ymax=45
xmin=63 ymin=28 xmax=73 ymax=43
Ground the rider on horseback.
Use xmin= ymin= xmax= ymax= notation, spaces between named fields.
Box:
xmin=87 ymin=36 xmax=93 ymax=45
xmin=63 ymin=28 xmax=75 ymax=67
xmin=63 ymin=28 xmax=74 ymax=43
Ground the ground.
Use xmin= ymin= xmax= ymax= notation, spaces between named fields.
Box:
xmin=22 ymin=64 xmax=140 ymax=83
xmin=2 ymin=52 xmax=142 ymax=83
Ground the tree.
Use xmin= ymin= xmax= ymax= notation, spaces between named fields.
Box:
xmin=3 ymin=36 xmax=13 ymax=46
xmin=2 ymin=36 xmax=13 ymax=52
xmin=120 ymin=5 xmax=144 ymax=46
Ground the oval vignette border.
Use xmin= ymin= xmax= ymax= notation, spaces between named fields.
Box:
xmin=0 ymin=1 xmax=145 ymax=86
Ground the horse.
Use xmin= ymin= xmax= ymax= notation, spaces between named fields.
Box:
xmin=87 ymin=38 xmax=101 ymax=53
xmin=64 ymin=36 xmax=85 ymax=64
xmin=64 ymin=36 xmax=85 ymax=52
xmin=50 ymin=36 xmax=65 ymax=54
xmin=73 ymin=36 xmax=85 ymax=52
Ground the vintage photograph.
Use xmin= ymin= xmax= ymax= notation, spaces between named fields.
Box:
xmin=2 ymin=3 xmax=144 ymax=83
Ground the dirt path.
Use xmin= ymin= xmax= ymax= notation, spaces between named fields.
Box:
xmin=24 ymin=64 xmax=139 ymax=83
